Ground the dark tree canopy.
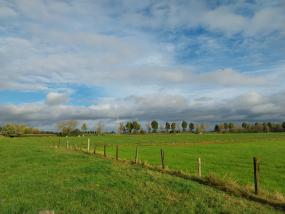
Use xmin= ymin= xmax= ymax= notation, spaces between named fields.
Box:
xmin=181 ymin=120 xmax=187 ymax=132
xmin=125 ymin=122 xmax=133 ymax=133
xmin=151 ymin=120 xmax=159 ymax=132
xmin=214 ymin=124 xmax=220 ymax=132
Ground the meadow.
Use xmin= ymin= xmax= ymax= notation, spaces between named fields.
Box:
xmin=63 ymin=133 xmax=285 ymax=195
xmin=0 ymin=134 xmax=284 ymax=213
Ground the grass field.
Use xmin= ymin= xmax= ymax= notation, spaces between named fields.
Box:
xmin=58 ymin=133 xmax=285 ymax=195
xmin=0 ymin=136 xmax=284 ymax=213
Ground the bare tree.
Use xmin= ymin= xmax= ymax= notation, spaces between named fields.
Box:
xmin=81 ymin=123 xmax=88 ymax=133
xmin=57 ymin=120 xmax=78 ymax=136
xmin=145 ymin=123 xmax=151 ymax=133
xmin=159 ymin=123 xmax=165 ymax=133
xmin=171 ymin=122 xmax=176 ymax=133
xmin=132 ymin=121 xmax=141 ymax=133
xmin=165 ymin=122 xmax=170 ymax=133
xmin=95 ymin=121 xmax=105 ymax=135
xmin=117 ymin=122 xmax=125 ymax=134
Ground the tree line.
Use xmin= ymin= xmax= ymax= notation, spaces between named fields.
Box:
xmin=57 ymin=120 xmax=285 ymax=136
xmin=57 ymin=120 xmax=105 ymax=136
xmin=56 ymin=120 xmax=208 ymax=135
xmin=214 ymin=122 xmax=285 ymax=133
xmin=117 ymin=120 xmax=203 ymax=134
xmin=1 ymin=120 xmax=285 ymax=137
xmin=0 ymin=123 xmax=42 ymax=136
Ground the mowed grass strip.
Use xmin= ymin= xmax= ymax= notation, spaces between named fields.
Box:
xmin=0 ymin=138 xmax=283 ymax=213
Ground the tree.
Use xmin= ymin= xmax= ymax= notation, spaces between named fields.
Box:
xmin=196 ymin=124 xmax=207 ymax=134
xmin=171 ymin=122 xmax=176 ymax=133
xmin=81 ymin=123 xmax=87 ymax=133
xmin=1 ymin=124 xmax=17 ymax=136
xmin=282 ymin=122 xmax=285 ymax=130
xmin=1 ymin=123 xmax=40 ymax=136
xmin=195 ymin=124 xmax=202 ymax=134
xmin=273 ymin=123 xmax=283 ymax=132
xmin=125 ymin=121 xmax=133 ymax=133
xmin=267 ymin=122 xmax=272 ymax=130
xmin=145 ymin=123 xmax=152 ymax=133
xmin=57 ymin=120 xmax=78 ymax=136
xmin=95 ymin=121 xmax=105 ymax=135
xmin=117 ymin=122 xmax=125 ymax=134
xmin=224 ymin=123 xmax=229 ymax=131
xmin=70 ymin=128 xmax=81 ymax=136
xmin=151 ymin=120 xmax=158 ymax=133
xmin=132 ymin=121 xmax=141 ymax=133
xmin=159 ymin=124 xmax=165 ymax=133
xmin=165 ymin=122 xmax=170 ymax=133
xmin=228 ymin=123 xmax=234 ymax=132
xmin=181 ymin=120 xmax=187 ymax=132
xmin=214 ymin=124 xmax=220 ymax=132
xmin=263 ymin=123 xmax=270 ymax=132
xmin=189 ymin=123 xmax=194 ymax=132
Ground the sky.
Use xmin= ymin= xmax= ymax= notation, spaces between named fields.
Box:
xmin=0 ymin=0 xmax=285 ymax=130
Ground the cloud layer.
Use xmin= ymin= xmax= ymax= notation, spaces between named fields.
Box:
xmin=1 ymin=91 xmax=285 ymax=130
xmin=0 ymin=0 xmax=285 ymax=129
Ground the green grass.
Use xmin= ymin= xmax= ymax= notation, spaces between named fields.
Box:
xmin=61 ymin=133 xmax=285 ymax=195
xmin=66 ymin=132 xmax=285 ymax=145
xmin=0 ymin=137 xmax=283 ymax=213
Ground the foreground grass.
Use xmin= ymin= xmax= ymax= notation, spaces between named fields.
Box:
xmin=0 ymin=138 xmax=283 ymax=213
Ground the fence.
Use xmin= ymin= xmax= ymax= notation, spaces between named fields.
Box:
xmin=55 ymin=137 xmax=263 ymax=196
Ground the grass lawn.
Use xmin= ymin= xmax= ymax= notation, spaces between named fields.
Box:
xmin=0 ymin=137 xmax=283 ymax=213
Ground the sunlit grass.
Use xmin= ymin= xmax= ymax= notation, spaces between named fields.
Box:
xmin=0 ymin=136 xmax=283 ymax=213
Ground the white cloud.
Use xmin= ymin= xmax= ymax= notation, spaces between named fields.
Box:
xmin=196 ymin=68 xmax=267 ymax=86
xmin=0 ymin=28 xmax=274 ymax=92
xmin=201 ymin=6 xmax=247 ymax=35
xmin=246 ymin=7 xmax=285 ymax=36
xmin=45 ymin=92 xmax=69 ymax=106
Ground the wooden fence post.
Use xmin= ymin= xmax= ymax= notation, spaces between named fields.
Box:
xmin=135 ymin=146 xmax=139 ymax=163
xmin=197 ymin=157 xmax=201 ymax=177
xmin=160 ymin=148 xmax=165 ymax=169
xmin=87 ymin=138 xmax=90 ymax=153
xmin=93 ymin=144 xmax=96 ymax=155
xmin=253 ymin=157 xmax=260 ymax=195
xmin=116 ymin=145 xmax=119 ymax=160
xmin=104 ymin=144 xmax=107 ymax=157
xmin=66 ymin=139 xmax=69 ymax=149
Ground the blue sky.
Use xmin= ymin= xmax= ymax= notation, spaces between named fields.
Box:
xmin=0 ymin=0 xmax=285 ymax=130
